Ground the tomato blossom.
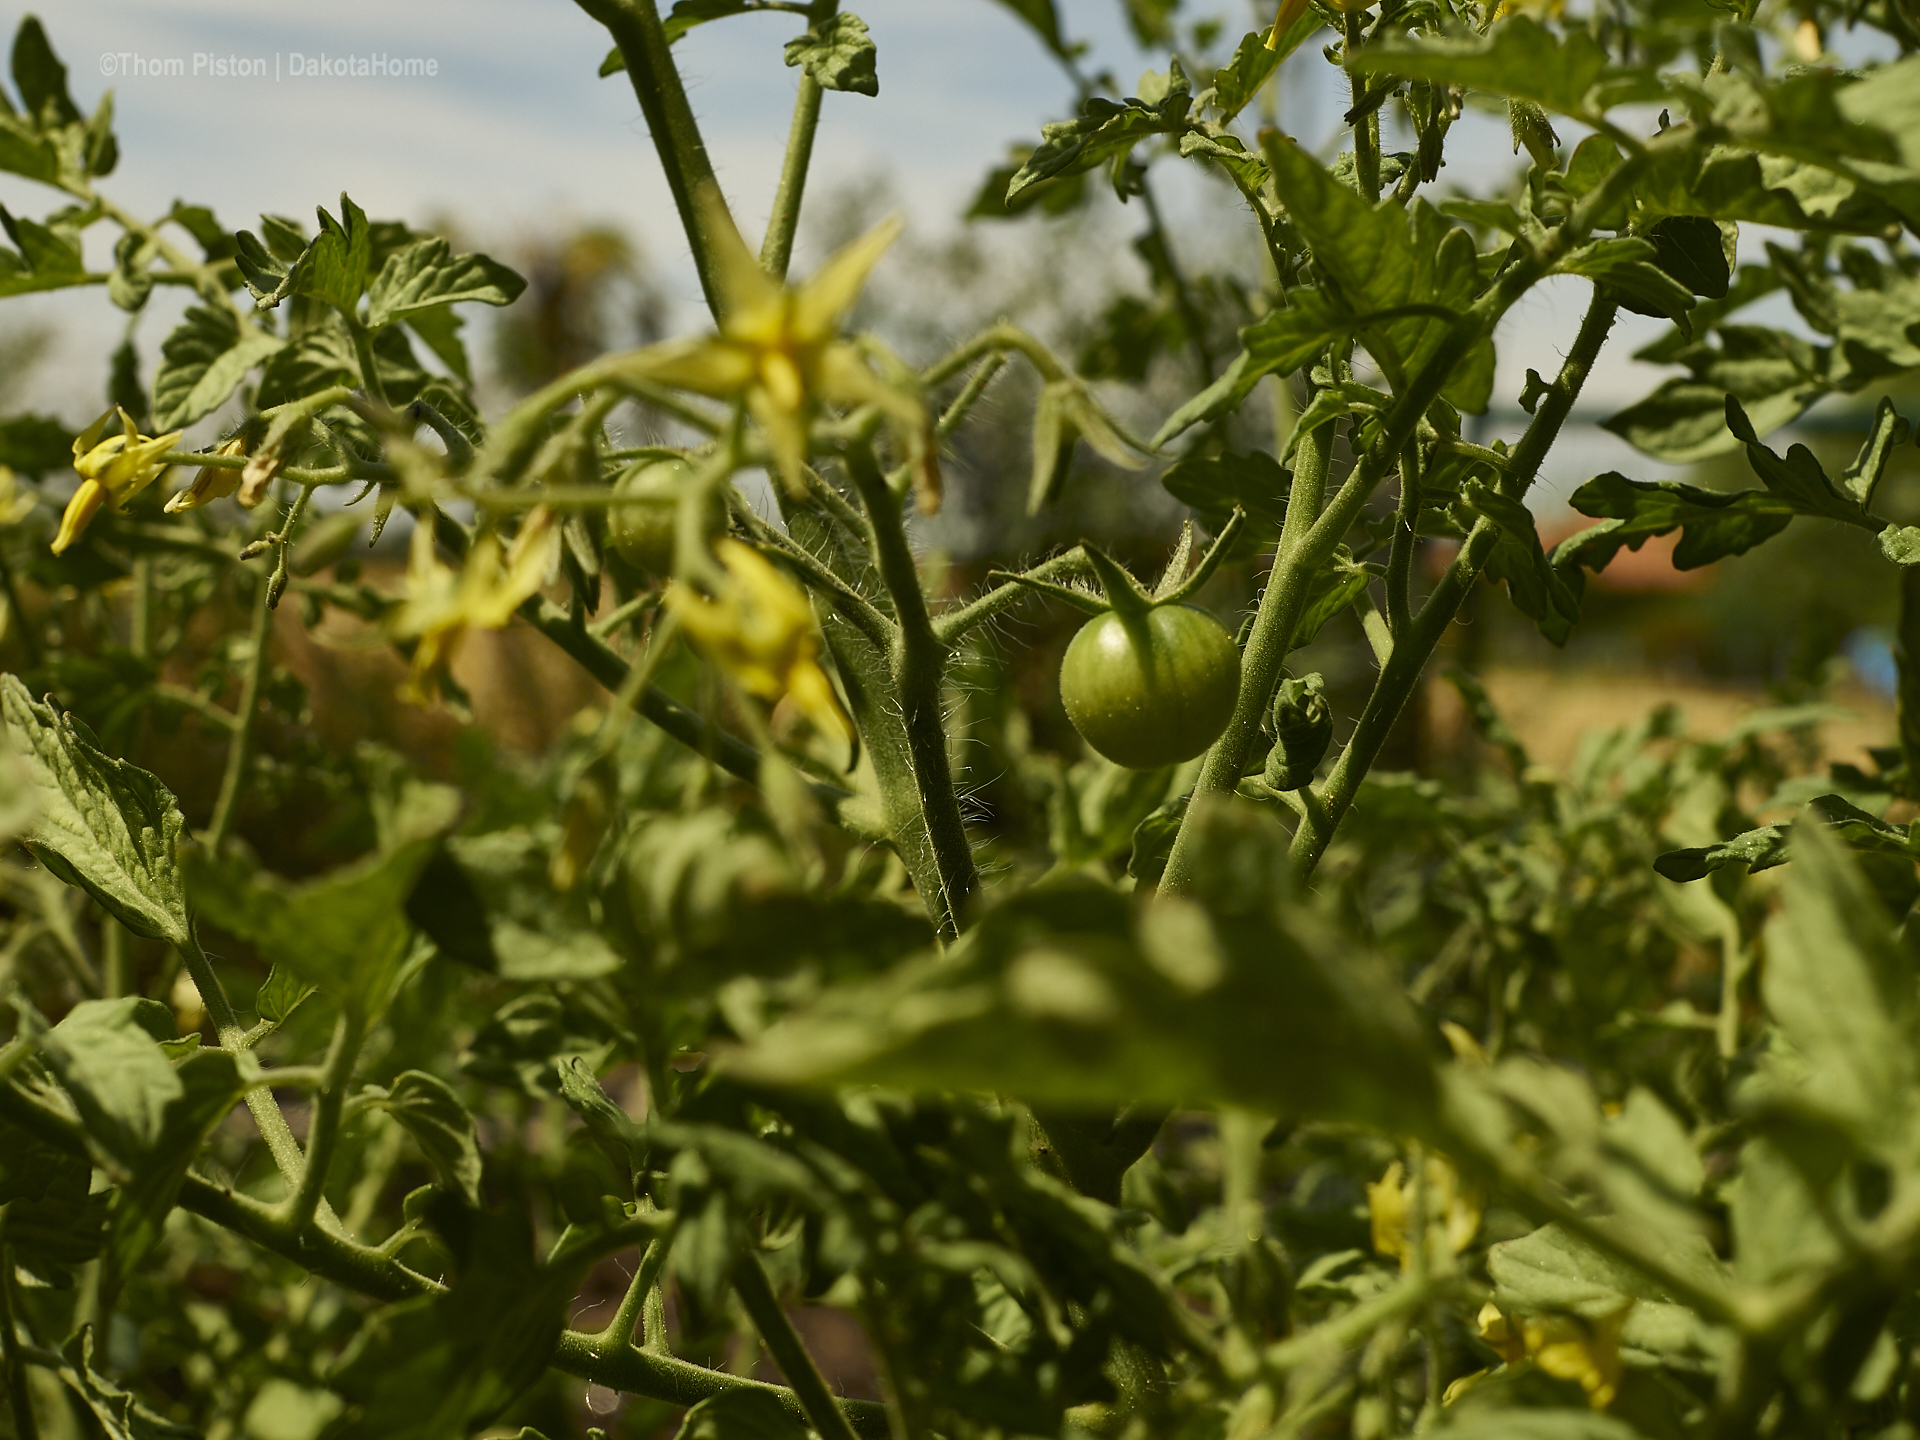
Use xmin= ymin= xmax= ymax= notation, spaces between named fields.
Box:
xmin=52 ymin=408 xmax=184 ymax=555
xmin=666 ymin=538 xmax=851 ymax=752
xmin=1366 ymin=1154 xmax=1482 ymax=1272
xmin=390 ymin=508 xmax=560 ymax=702
xmin=617 ymin=188 xmax=937 ymax=506
xmin=166 ymin=435 xmax=249 ymax=513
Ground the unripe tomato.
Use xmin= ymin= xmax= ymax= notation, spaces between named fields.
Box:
xmin=1059 ymin=606 xmax=1241 ymax=769
xmin=608 ymin=458 xmax=694 ymax=576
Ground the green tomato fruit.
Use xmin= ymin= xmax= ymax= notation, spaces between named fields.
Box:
xmin=1059 ymin=605 xmax=1241 ymax=769
xmin=608 ymin=458 xmax=694 ymax=575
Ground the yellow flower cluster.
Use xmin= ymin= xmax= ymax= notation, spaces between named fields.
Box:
xmin=52 ymin=408 xmax=184 ymax=555
xmin=1366 ymin=1154 xmax=1482 ymax=1272
xmin=389 ymin=508 xmax=560 ymax=702
xmin=666 ymin=538 xmax=851 ymax=753
xmin=1459 ymin=1300 xmax=1630 ymax=1410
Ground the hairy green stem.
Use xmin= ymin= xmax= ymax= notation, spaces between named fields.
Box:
xmin=1158 ymin=419 xmax=1333 ymax=895
xmin=573 ymin=0 xmax=731 ymax=321
xmin=1345 ymin=11 xmax=1382 ymax=204
xmin=934 ymin=546 xmax=1092 ymax=647
xmin=282 ymin=1009 xmax=365 ymax=1234
xmin=594 ymin=1234 xmax=672 ymax=1355
xmin=1288 ymin=291 xmax=1618 ymax=877
xmin=846 ymin=444 xmax=977 ymax=936
xmin=553 ymin=1330 xmax=891 ymax=1436
xmin=761 ymin=2 xmax=840 ymax=282
xmin=734 ymin=1251 xmax=862 ymax=1440
xmin=207 ymin=574 xmax=271 ymax=852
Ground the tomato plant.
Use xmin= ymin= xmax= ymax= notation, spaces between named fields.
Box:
xmin=1 ymin=1 xmax=1920 ymax=1439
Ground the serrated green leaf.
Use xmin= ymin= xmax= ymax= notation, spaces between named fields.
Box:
xmin=1760 ymin=820 xmax=1917 ymax=1144
xmin=1008 ymin=87 xmax=1191 ymax=205
xmin=365 ymin=237 xmax=527 ymax=329
xmin=783 ymin=13 xmax=878 ymax=97
xmin=1460 ymin=480 xmax=1581 ymax=645
xmin=1553 ymin=472 xmax=1793 ymax=574
xmin=1725 ymin=395 xmax=1872 ymax=525
xmin=12 ymin=16 xmax=80 ymax=127
xmin=42 ymin=998 xmax=182 ymax=1162
xmin=375 ymin=1071 xmax=484 ymax=1208
xmin=1348 ymin=17 xmax=1624 ymax=120
xmin=1 ymin=675 xmax=190 ymax=945
xmin=1653 ymin=823 xmax=1792 ymax=881
xmin=1558 ymin=235 xmax=1696 ymax=329
xmin=1212 ymin=29 xmax=1282 ymax=121
xmin=0 ymin=112 xmax=58 ymax=183
xmin=254 ymin=962 xmax=316 ymax=1026
xmin=152 ymin=306 xmax=286 ymax=431
xmin=301 ymin=193 xmax=373 ymax=316
xmin=185 ymin=781 xmax=458 ymax=1017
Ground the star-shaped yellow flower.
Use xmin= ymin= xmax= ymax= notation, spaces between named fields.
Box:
xmin=667 ymin=538 xmax=851 ymax=754
xmin=52 ymin=408 xmax=184 ymax=555
xmin=619 ymin=188 xmax=937 ymax=507
xmin=390 ymin=507 xmax=559 ymax=702
xmin=1366 ymin=1155 xmax=1482 ymax=1271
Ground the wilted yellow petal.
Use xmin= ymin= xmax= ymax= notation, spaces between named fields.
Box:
xmin=52 ymin=479 xmax=109 ymax=555
xmin=167 ymin=436 xmax=248 ymax=514
xmin=791 ymin=215 xmax=902 ymax=341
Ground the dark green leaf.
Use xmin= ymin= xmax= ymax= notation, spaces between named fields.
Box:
xmin=1760 ymin=819 xmax=1917 ymax=1143
xmin=1653 ymin=823 xmax=1791 ymax=881
xmin=152 ymin=306 xmax=286 ymax=431
xmin=1007 ymin=83 xmax=1192 ymax=206
xmin=1840 ymin=396 xmax=1912 ymax=508
xmin=167 ymin=201 xmax=236 ymax=261
xmin=1159 ymin=448 xmax=1288 ymax=530
xmin=1347 ymin=17 xmax=1634 ymax=120
xmin=1 ymin=675 xmax=190 ymax=945
xmin=0 ymin=411 xmax=74 ymax=476
xmin=783 ymin=14 xmax=878 ymax=97
xmin=1461 ymin=481 xmax=1581 ymax=645
xmin=60 ymin=1327 xmax=200 ymax=1440
xmin=186 ymin=781 xmax=458 ymax=1016
xmin=374 ymin=1071 xmax=484 ymax=1208
xmin=673 ymin=1390 xmax=809 ymax=1440
xmin=1645 ymin=215 xmax=1732 ymax=299
xmin=11 ymin=17 xmax=79 ymax=127
xmin=365 ymin=237 xmax=528 ymax=329
xmin=1554 ymin=471 xmax=1793 ymax=574
xmin=1212 ymin=30 xmax=1282 ymax=121
xmin=1724 ymin=394 xmax=1872 ymax=525
xmin=328 ymin=1208 xmax=568 ymax=1440
xmin=42 ymin=997 xmax=182 ymax=1161
xmin=301 ymin=193 xmax=373 ymax=316
xmin=254 ymin=962 xmax=316 ymax=1026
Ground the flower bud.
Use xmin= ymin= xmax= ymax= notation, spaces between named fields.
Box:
xmin=1264 ymin=672 xmax=1332 ymax=791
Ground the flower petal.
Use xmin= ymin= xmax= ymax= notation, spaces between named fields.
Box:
xmin=793 ymin=215 xmax=902 ymax=341
xmin=52 ymin=480 xmax=109 ymax=555
xmin=697 ymin=183 xmax=785 ymax=337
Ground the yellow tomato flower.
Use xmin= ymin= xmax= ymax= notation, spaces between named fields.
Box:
xmin=619 ymin=187 xmax=936 ymax=507
xmin=1475 ymin=1300 xmax=1630 ymax=1410
xmin=166 ymin=435 xmax=248 ymax=513
xmin=53 ymin=408 xmax=184 ymax=555
xmin=390 ymin=507 xmax=560 ymax=702
xmin=1367 ymin=1155 xmax=1482 ymax=1271
xmin=666 ymin=538 xmax=851 ymax=752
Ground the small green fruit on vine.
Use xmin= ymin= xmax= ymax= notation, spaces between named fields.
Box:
xmin=1060 ymin=605 xmax=1241 ymax=768
xmin=608 ymin=457 xmax=696 ymax=575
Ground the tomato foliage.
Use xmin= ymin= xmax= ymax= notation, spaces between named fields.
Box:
xmin=2 ymin=2 xmax=1920 ymax=1439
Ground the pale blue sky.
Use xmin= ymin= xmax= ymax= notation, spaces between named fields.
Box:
xmin=0 ymin=1 xmax=1768 ymax=504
